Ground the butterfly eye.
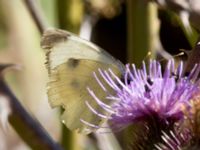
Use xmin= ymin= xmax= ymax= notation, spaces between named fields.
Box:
xmin=147 ymin=77 xmax=153 ymax=85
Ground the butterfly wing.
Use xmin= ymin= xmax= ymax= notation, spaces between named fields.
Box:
xmin=41 ymin=29 xmax=124 ymax=134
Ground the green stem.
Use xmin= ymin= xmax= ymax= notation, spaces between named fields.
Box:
xmin=56 ymin=0 xmax=83 ymax=33
xmin=60 ymin=108 xmax=74 ymax=150
xmin=56 ymin=1 xmax=83 ymax=149
xmin=127 ymin=0 xmax=152 ymax=66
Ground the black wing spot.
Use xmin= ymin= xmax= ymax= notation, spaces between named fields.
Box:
xmin=67 ymin=58 xmax=80 ymax=69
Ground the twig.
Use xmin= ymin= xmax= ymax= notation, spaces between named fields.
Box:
xmin=23 ymin=0 xmax=68 ymax=149
xmin=0 ymin=72 xmax=63 ymax=150
xmin=21 ymin=0 xmax=66 ymax=149
xmin=24 ymin=0 xmax=48 ymax=33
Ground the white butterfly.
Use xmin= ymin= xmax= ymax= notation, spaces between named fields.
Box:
xmin=41 ymin=28 xmax=125 ymax=134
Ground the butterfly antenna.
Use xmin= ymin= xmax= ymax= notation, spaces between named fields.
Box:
xmin=158 ymin=51 xmax=185 ymax=62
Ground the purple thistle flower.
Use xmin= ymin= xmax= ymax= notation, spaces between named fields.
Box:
xmin=85 ymin=59 xmax=200 ymax=130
